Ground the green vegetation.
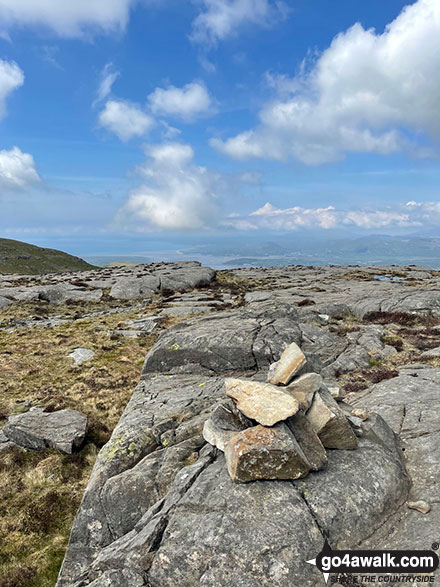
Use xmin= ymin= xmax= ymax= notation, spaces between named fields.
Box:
xmin=0 ymin=299 xmax=159 ymax=586
xmin=0 ymin=238 xmax=96 ymax=275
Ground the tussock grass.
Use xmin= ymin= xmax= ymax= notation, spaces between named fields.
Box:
xmin=0 ymin=300 xmax=158 ymax=586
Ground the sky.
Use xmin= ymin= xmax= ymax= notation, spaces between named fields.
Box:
xmin=0 ymin=0 xmax=440 ymax=256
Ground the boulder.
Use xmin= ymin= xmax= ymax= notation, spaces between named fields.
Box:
xmin=69 ymin=347 xmax=95 ymax=366
xmin=142 ymin=302 xmax=301 ymax=376
xmin=110 ymin=275 xmax=160 ymax=300
xmin=156 ymin=263 xmax=216 ymax=291
xmin=3 ymin=407 xmax=87 ymax=454
xmin=305 ymin=389 xmax=358 ymax=449
xmin=225 ymin=423 xmax=311 ymax=482
xmin=225 ymin=378 xmax=299 ymax=426
xmin=268 ymin=342 xmax=307 ymax=385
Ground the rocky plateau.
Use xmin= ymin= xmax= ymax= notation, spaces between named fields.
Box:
xmin=0 ymin=261 xmax=439 ymax=586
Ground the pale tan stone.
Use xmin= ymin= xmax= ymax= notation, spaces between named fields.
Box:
xmin=268 ymin=342 xmax=307 ymax=385
xmin=225 ymin=378 xmax=299 ymax=426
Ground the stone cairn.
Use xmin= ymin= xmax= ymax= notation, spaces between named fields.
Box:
xmin=203 ymin=342 xmax=362 ymax=483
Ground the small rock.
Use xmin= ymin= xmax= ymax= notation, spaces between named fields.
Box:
xmin=225 ymin=378 xmax=299 ymax=427
xmin=328 ymin=385 xmax=346 ymax=400
xmin=286 ymin=373 xmax=322 ymax=410
xmin=3 ymin=408 xmax=87 ymax=454
xmin=69 ymin=348 xmax=95 ymax=366
xmin=352 ymin=408 xmax=371 ymax=421
xmin=407 ymin=500 xmax=431 ymax=514
xmin=225 ymin=422 xmax=311 ymax=483
xmin=305 ymin=389 xmax=358 ymax=450
xmin=318 ymin=314 xmax=330 ymax=324
xmin=268 ymin=342 xmax=307 ymax=386
xmin=203 ymin=402 xmax=251 ymax=452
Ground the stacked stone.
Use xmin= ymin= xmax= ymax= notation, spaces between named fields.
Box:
xmin=203 ymin=342 xmax=359 ymax=483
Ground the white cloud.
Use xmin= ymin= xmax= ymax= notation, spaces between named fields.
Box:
xmin=224 ymin=200 xmax=440 ymax=231
xmin=0 ymin=146 xmax=41 ymax=190
xmin=190 ymin=0 xmax=289 ymax=45
xmin=213 ymin=0 xmax=440 ymax=164
xmin=0 ymin=0 xmax=136 ymax=38
xmin=116 ymin=142 xmax=220 ymax=230
xmin=95 ymin=63 xmax=119 ymax=104
xmin=0 ymin=59 xmax=24 ymax=119
xmin=148 ymin=81 xmax=213 ymax=121
xmin=98 ymin=100 xmax=154 ymax=141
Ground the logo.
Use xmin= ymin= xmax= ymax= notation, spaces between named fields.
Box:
xmin=307 ymin=541 xmax=439 ymax=584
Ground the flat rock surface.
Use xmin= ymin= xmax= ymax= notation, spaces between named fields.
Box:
xmin=3 ymin=408 xmax=87 ymax=454
xmin=352 ymin=368 xmax=440 ymax=552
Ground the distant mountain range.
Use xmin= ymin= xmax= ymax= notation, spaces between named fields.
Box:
xmin=0 ymin=238 xmax=96 ymax=275
xmin=186 ymin=235 xmax=440 ymax=269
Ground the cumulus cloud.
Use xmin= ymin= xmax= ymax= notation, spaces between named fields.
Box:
xmin=95 ymin=63 xmax=119 ymax=104
xmin=223 ymin=200 xmax=440 ymax=231
xmin=0 ymin=0 xmax=136 ymax=38
xmin=0 ymin=59 xmax=24 ymax=119
xmin=116 ymin=142 xmax=220 ymax=230
xmin=148 ymin=81 xmax=213 ymax=120
xmin=98 ymin=100 xmax=154 ymax=141
xmin=213 ymin=0 xmax=440 ymax=164
xmin=190 ymin=0 xmax=289 ymax=45
xmin=0 ymin=146 xmax=41 ymax=190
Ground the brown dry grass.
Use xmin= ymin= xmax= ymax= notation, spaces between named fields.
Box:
xmin=0 ymin=299 xmax=159 ymax=586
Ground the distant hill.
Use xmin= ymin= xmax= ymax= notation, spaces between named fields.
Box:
xmin=0 ymin=238 xmax=96 ymax=275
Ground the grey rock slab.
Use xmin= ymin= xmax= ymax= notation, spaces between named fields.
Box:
xmin=225 ymin=378 xmax=299 ymax=426
xmin=293 ymin=414 xmax=410 ymax=550
xmin=89 ymin=445 xmax=217 ymax=580
xmin=101 ymin=435 xmax=205 ymax=539
xmin=352 ymin=369 xmax=440 ymax=552
xmin=3 ymin=408 xmax=87 ymax=454
xmin=306 ymin=388 xmax=358 ymax=449
xmin=225 ymin=422 xmax=311 ymax=482
xmin=69 ymin=348 xmax=95 ymax=365
xmin=56 ymin=374 xmax=226 ymax=586
xmin=142 ymin=301 xmax=301 ymax=376
xmin=146 ymin=457 xmax=324 ymax=587
xmin=268 ymin=342 xmax=307 ymax=385
xmin=59 ymin=354 xmax=411 ymax=585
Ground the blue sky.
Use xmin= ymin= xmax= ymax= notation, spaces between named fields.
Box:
xmin=0 ymin=0 xmax=439 ymax=256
